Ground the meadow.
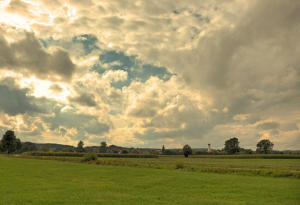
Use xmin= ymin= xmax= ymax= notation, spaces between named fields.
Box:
xmin=18 ymin=153 xmax=300 ymax=178
xmin=0 ymin=155 xmax=300 ymax=204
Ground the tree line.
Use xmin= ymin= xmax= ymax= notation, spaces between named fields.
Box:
xmin=179 ymin=137 xmax=274 ymax=157
xmin=0 ymin=130 xmax=274 ymax=156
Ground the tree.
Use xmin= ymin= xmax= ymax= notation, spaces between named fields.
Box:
xmin=120 ymin=150 xmax=128 ymax=154
xmin=183 ymin=144 xmax=192 ymax=157
xmin=162 ymin=145 xmax=165 ymax=154
xmin=256 ymin=139 xmax=274 ymax=154
xmin=0 ymin=130 xmax=22 ymax=154
xmin=224 ymin=137 xmax=240 ymax=154
xmin=20 ymin=142 xmax=37 ymax=153
xmin=99 ymin=141 xmax=107 ymax=153
xmin=41 ymin=144 xmax=51 ymax=152
xmin=76 ymin=140 xmax=85 ymax=152
xmin=16 ymin=139 xmax=22 ymax=152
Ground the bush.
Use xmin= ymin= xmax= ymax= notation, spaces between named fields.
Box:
xmin=81 ymin=153 xmax=98 ymax=162
xmin=175 ymin=162 xmax=185 ymax=169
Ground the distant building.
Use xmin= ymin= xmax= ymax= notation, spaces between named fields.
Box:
xmin=208 ymin=144 xmax=211 ymax=153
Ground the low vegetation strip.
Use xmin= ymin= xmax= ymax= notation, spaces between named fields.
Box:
xmin=24 ymin=151 xmax=158 ymax=158
xmin=14 ymin=155 xmax=300 ymax=179
xmin=187 ymin=154 xmax=300 ymax=159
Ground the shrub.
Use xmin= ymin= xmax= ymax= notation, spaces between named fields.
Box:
xmin=175 ymin=162 xmax=185 ymax=169
xmin=81 ymin=153 xmax=98 ymax=162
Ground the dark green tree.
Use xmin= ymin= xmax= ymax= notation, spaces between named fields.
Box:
xmin=0 ymin=130 xmax=22 ymax=154
xmin=183 ymin=144 xmax=192 ymax=157
xmin=99 ymin=141 xmax=107 ymax=153
xmin=256 ymin=139 xmax=274 ymax=154
xmin=76 ymin=140 xmax=85 ymax=152
xmin=224 ymin=137 xmax=240 ymax=154
xmin=121 ymin=149 xmax=129 ymax=154
xmin=162 ymin=145 xmax=165 ymax=154
xmin=20 ymin=142 xmax=37 ymax=153
xmin=16 ymin=139 xmax=22 ymax=152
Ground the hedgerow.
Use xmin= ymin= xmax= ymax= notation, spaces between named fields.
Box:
xmin=24 ymin=151 xmax=158 ymax=158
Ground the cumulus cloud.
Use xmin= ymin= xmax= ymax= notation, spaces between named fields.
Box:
xmin=5 ymin=0 xmax=35 ymax=19
xmin=42 ymin=108 xmax=110 ymax=140
xmin=0 ymin=0 xmax=299 ymax=149
xmin=157 ymin=0 xmax=300 ymax=107
xmin=0 ymin=32 xmax=75 ymax=81
xmin=0 ymin=78 xmax=42 ymax=115
xmin=102 ymin=70 xmax=128 ymax=82
xmin=69 ymin=92 xmax=97 ymax=107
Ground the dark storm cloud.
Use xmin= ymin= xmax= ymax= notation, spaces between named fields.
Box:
xmin=0 ymin=32 xmax=75 ymax=81
xmin=0 ymin=78 xmax=41 ymax=115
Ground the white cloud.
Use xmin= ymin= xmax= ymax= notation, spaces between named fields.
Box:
xmin=0 ymin=0 xmax=299 ymax=149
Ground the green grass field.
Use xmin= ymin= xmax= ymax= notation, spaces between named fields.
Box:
xmin=17 ymin=154 xmax=300 ymax=178
xmin=0 ymin=155 xmax=300 ymax=204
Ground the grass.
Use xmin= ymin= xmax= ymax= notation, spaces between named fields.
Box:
xmin=15 ymin=154 xmax=300 ymax=178
xmin=0 ymin=155 xmax=300 ymax=205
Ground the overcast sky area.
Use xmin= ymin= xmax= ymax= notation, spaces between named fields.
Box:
xmin=0 ymin=0 xmax=299 ymax=149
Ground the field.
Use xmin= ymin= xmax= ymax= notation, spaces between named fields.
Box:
xmin=18 ymin=153 xmax=300 ymax=178
xmin=0 ymin=155 xmax=300 ymax=205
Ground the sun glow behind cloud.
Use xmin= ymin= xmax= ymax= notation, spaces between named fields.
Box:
xmin=0 ymin=1 xmax=30 ymax=30
xmin=21 ymin=77 xmax=71 ymax=102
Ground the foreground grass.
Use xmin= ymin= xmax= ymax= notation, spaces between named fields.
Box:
xmin=0 ymin=156 xmax=300 ymax=205
xmin=16 ymin=154 xmax=300 ymax=178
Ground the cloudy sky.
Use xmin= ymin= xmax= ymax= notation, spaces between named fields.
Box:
xmin=0 ymin=0 xmax=299 ymax=150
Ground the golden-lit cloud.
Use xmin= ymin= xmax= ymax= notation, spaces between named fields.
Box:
xmin=0 ymin=0 xmax=299 ymax=149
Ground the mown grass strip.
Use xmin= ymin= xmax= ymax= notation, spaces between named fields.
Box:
xmin=12 ymin=155 xmax=300 ymax=179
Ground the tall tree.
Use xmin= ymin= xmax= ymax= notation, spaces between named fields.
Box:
xmin=224 ymin=137 xmax=240 ymax=154
xmin=183 ymin=144 xmax=192 ymax=157
xmin=0 ymin=130 xmax=22 ymax=154
xmin=99 ymin=141 xmax=107 ymax=153
xmin=76 ymin=140 xmax=85 ymax=153
xmin=162 ymin=145 xmax=165 ymax=154
xmin=256 ymin=139 xmax=274 ymax=154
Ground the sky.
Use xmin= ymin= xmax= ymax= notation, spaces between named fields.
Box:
xmin=0 ymin=0 xmax=299 ymax=150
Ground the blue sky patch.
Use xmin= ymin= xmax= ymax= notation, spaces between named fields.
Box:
xmin=39 ymin=34 xmax=99 ymax=56
xmin=40 ymin=35 xmax=172 ymax=89
xmin=92 ymin=50 xmax=172 ymax=89
xmin=72 ymin=34 xmax=99 ymax=55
